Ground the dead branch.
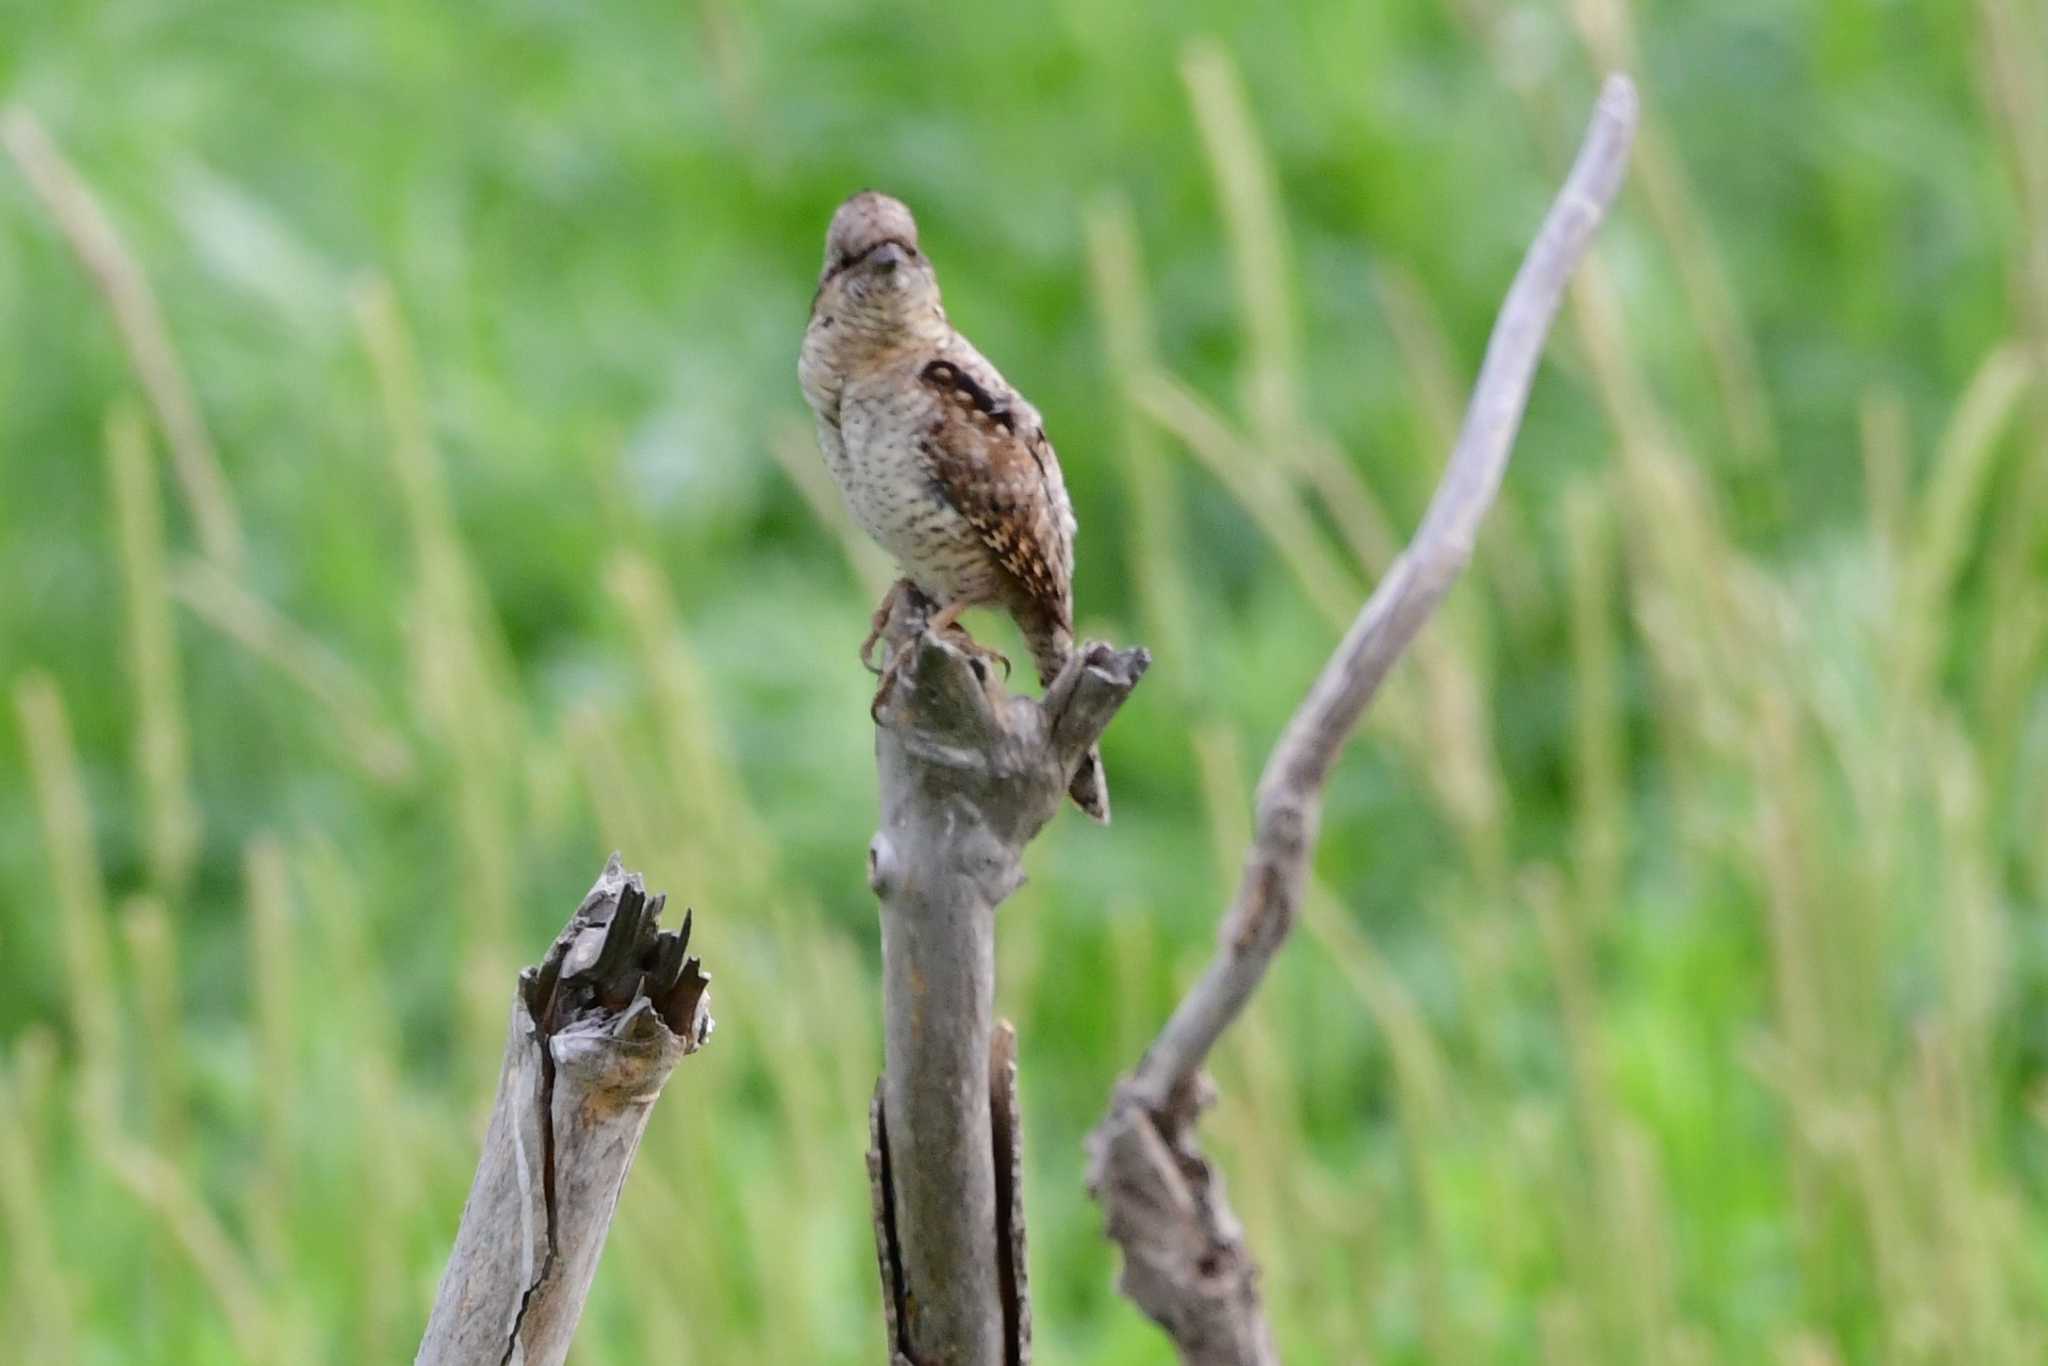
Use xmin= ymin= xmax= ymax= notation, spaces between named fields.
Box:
xmin=415 ymin=855 xmax=712 ymax=1366
xmin=870 ymin=619 xmax=1148 ymax=1365
xmin=1088 ymin=75 xmax=1640 ymax=1364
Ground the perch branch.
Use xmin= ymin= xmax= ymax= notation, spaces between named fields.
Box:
xmin=1089 ymin=74 xmax=1639 ymax=1364
xmin=415 ymin=854 xmax=712 ymax=1366
xmin=870 ymin=616 xmax=1148 ymax=1365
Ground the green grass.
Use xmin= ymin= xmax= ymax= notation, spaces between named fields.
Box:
xmin=3 ymin=1 xmax=2046 ymax=1361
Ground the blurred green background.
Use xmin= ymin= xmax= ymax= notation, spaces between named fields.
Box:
xmin=4 ymin=0 xmax=2046 ymax=1361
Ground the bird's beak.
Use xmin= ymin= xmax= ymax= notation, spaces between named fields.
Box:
xmin=871 ymin=241 xmax=908 ymax=273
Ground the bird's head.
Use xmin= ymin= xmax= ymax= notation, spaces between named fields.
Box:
xmin=813 ymin=190 xmax=943 ymax=339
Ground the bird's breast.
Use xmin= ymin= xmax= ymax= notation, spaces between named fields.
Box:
xmin=834 ymin=382 xmax=1003 ymax=604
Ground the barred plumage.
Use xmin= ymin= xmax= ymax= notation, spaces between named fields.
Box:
xmin=798 ymin=191 xmax=1108 ymax=821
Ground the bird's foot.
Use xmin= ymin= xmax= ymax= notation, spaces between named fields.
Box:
xmin=924 ymin=599 xmax=1009 ymax=682
xmin=871 ymin=597 xmax=1014 ymax=721
xmin=947 ymin=631 xmax=1010 ymax=682
xmin=860 ymin=578 xmax=921 ymax=675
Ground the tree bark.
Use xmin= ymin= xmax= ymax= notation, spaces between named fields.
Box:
xmin=1088 ymin=74 xmax=1641 ymax=1364
xmin=416 ymin=855 xmax=713 ymax=1366
xmin=869 ymin=623 xmax=1148 ymax=1365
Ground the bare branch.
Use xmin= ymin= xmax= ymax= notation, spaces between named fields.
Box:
xmin=871 ymin=609 xmax=1147 ymax=1365
xmin=1091 ymin=75 xmax=1639 ymax=1363
xmin=416 ymin=855 xmax=712 ymax=1366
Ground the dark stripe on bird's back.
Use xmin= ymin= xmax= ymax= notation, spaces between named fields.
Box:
xmin=920 ymin=359 xmax=1016 ymax=433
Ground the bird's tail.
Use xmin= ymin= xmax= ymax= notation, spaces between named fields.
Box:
xmin=1025 ymin=615 xmax=1110 ymax=823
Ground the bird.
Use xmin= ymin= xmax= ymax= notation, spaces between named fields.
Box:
xmin=798 ymin=190 xmax=1109 ymax=822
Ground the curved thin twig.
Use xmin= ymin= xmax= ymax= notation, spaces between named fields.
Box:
xmin=1090 ymin=75 xmax=1640 ymax=1365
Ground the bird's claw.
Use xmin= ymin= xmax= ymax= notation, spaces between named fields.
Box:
xmin=861 ymin=579 xmax=922 ymax=676
xmin=945 ymin=631 xmax=1009 ymax=681
xmin=859 ymin=597 xmax=895 ymax=676
xmin=870 ymin=652 xmax=904 ymax=722
xmin=869 ymin=624 xmax=1008 ymax=720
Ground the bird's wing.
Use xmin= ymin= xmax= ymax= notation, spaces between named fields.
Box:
xmin=915 ymin=352 xmax=1076 ymax=627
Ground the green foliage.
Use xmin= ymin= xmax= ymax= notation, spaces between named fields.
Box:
xmin=3 ymin=1 xmax=2045 ymax=1361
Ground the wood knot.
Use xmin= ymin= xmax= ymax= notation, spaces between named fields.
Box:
xmin=868 ymin=833 xmax=899 ymax=897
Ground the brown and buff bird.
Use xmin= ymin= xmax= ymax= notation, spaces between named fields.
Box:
xmin=798 ymin=190 xmax=1109 ymax=822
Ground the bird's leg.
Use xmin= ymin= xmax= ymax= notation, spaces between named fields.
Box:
xmin=860 ymin=579 xmax=917 ymax=675
xmin=869 ymin=580 xmax=939 ymax=720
